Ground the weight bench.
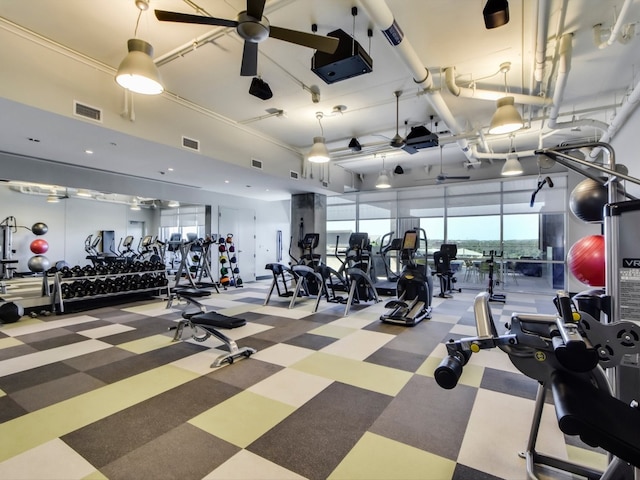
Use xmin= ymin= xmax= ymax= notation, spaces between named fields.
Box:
xmin=166 ymin=287 xmax=211 ymax=309
xmin=168 ymin=293 xmax=256 ymax=367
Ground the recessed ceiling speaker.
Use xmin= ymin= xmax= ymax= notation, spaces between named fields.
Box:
xmin=249 ymin=77 xmax=273 ymax=100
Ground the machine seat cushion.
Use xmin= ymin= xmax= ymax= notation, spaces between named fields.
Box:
xmin=191 ymin=311 xmax=246 ymax=329
xmin=551 ymin=370 xmax=640 ymax=468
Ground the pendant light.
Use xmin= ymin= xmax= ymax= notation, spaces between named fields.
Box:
xmin=376 ymin=155 xmax=391 ymax=189
xmin=308 ymin=112 xmax=330 ymax=163
xmin=115 ymin=1 xmax=164 ymax=95
xmin=501 ymin=135 xmax=523 ymax=176
xmin=488 ymin=63 xmax=523 ymax=134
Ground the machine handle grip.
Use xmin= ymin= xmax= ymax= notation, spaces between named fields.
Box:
xmin=551 ymin=321 xmax=599 ymax=373
xmin=434 ymin=350 xmax=471 ymax=389
xmin=554 ymin=291 xmax=575 ymax=323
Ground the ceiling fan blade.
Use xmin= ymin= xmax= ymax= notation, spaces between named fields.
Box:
xmin=444 ymin=175 xmax=472 ymax=180
xmin=268 ymin=26 xmax=339 ymax=54
xmin=246 ymin=0 xmax=266 ymax=20
xmin=154 ymin=10 xmax=238 ymax=28
xmin=240 ymin=41 xmax=259 ymax=76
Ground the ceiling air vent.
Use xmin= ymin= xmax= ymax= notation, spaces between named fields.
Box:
xmin=251 ymin=158 xmax=263 ymax=170
xmin=181 ymin=136 xmax=200 ymax=152
xmin=322 ymin=181 xmax=329 ymax=188
xmin=290 ymin=171 xmax=299 ymax=180
xmin=74 ymin=101 xmax=102 ymax=123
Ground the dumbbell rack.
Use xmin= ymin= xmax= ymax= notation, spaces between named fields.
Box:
xmin=52 ymin=266 xmax=170 ymax=313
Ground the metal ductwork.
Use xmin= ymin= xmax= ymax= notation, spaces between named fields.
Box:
xmin=358 ymin=0 xmax=475 ymax=161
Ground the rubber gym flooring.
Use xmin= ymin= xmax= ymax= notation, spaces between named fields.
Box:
xmin=0 ymin=281 xmax=607 ymax=479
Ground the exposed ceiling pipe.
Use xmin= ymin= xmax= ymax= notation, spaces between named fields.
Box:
xmin=534 ymin=0 xmax=551 ymax=83
xmin=444 ymin=67 xmax=552 ymax=107
xmin=593 ymin=0 xmax=635 ymax=49
xmin=588 ymin=75 xmax=640 ymax=161
xmin=546 ymin=33 xmax=573 ymax=129
xmin=470 ymin=145 xmax=537 ymax=160
xmin=358 ymin=0 xmax=475 ymax=162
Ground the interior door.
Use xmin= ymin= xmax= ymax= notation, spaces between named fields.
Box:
xmin=218 ymin=206 xmax=256 ymax=282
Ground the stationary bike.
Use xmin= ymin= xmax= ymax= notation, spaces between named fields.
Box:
xmin=380 ymin=228 xmax=433 ymax=326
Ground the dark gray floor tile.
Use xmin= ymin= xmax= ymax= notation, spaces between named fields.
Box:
xmin=86 ymin=342 xmax=206 ymax=384
xmin=99 ymin=423 xmax=240 ymax=480
xmin=453 ymin=463 xmax=505 ymax=480
xmin=0 ymin=362 xmax=80 ymax=394
xmin=63 ymin=376 xmax=241 ymax=468
xmin=248 ymin=382 xmax=392 ymax=480
xmin=207 ymin=358 xmax=283 ymax=390
xmin=10 ymin=371 xmax=106 ymax=411
xmin=365 ymin=346 xmax=428 ymax=372
xmin=480 ymin=367 xmax=538 ymax=400
xmin=0 ymin=395 xmax=28 ymax=423
xmin=0 ymin=343 xmax=38 ymax=361
xmin=385 ymin=320 xmax=454 ymax=355
xmin=27 ymin=332 xmax=92 ymax=351
xmin=370 ymin=375 xmax=477 ymax=461
xmin=285 ymin=332 xmax=337 ymax=350
xmin=63 ymin=346 xmax=136 ymax=371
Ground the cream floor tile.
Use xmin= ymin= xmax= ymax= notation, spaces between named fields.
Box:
xmin=0 ymin=364 xmax=199 ymax=462
xmin=254 ymin=306 xmax=312 ymax=319
xmin=429 ymin=313 xmax=462 ymax=325
xmin=250 ymin=343 xmax=315 ymax=367
xmin=465 ymin=345 xmax=522 ymax=374
xmin=416 ymin=355 xmax=484 ymax=388
xmin=77 ymin=323 xmax=135 ymax=338
xmin=189 ymin=390 xmax=295 ymax=448
xmin=0 ymin=339 xmax=112 ymax=377
xmin=197 ymin=298 xmax=248 ymax=309
xmin=308 ymin=324 xmax=356 ymax=339
xmin=0 ymin=336 xmax=23 ymax=349
xmin=329 ymin=315 xmax=377 ymax=330
xmin=448 ymin=324 xmax=479 ymax=337
xmin=320 ymin=329 xmax=395 ymax=361
xmin=203 ymin=449 xmax=306 ymax=480
xmin=219 ymin=322 xmax=273 ymax=341
xmin=118 ymin=334 xmax=174 ymax=354
xmin=292 ymin=352 xmax=412 ymax=396
xmin=457 ymin=388 xmax=567 ymax=480
xmin=248 ymin=368 xmax=333 ymax=407
xmin=121 ymin=302 xmax=178 ymax=316
xmin=0 ymin=315 xmax=99 ymax=337
xmin=0 ymin=438 xmax=96 ymax=480
xmin=170 ymin=347 xmax=234 ymax=374
xmin=328 ymin=432 xmax=456 ymax=480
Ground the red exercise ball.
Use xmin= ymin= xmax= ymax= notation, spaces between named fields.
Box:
xmin=567 ymin=235 xmax=605 ymax=287
xmin=30 ymin=238 xmax=49 ymax=254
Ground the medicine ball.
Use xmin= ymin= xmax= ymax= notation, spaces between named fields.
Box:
xmin=220 ymin=276 xmax=230 ymax=285
xmin=0 ymin=301 xmax=24 ymax=324
xmin=31 ymin=222 xmax=49 ymax=236
xmin=569 ymin=178 xmax=607 ymax=223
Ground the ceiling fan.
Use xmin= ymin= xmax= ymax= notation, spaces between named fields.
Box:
xmin=435 ymin=145 xmax=471 ymax=184
xmin=390 ymin=91 xmax=406 ymax=149
xmin=154 ymin=0 xmax=340 ymax=77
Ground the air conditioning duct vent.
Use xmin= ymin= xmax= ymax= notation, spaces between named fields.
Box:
xmin=290 ymin=171 xmax=299 ymax=180
xmin=74 ymin=101 xmax=102 ymax=122
xmin=251 ymin=158 xmax=263 ymax=169
xmin=182 ymin=136 xmax=200 ymax=151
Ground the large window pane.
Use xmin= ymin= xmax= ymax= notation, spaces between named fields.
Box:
xmin=447 ymin=215 xmax=500 ymax=256
xmin=503 ymin=214 xmax=542 ymax=259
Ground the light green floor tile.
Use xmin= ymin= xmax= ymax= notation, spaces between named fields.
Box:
xmin=566 ymin=444 xmax=608 ymax=472
xmin=190 ymin=390 xmax=295 ymax=448
xmin=118 ymin=334 xmax=172 ymax=354
xmin=82 ymin=470 xmax=109 ymax=480
xmin=417 ymin=356 xmax=484 ymax=388
xmin=292 ymin=352 xmax=412 ymax=396
xmin=0 ymin=336 xmax=23 ymax=349
xmin=328 ymin=432 xmax=456 ymax=480
xmin=308 ymin=324 xmax=357 ymax=339
xmin=0 ymin=364 xmax=199 ymax=462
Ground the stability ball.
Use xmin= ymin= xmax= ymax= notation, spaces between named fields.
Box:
xmin=569 ymin=178 xmax=607 ymax=223
xmin=567 ymin=235 xmax=605 ymax=287
xmin=30 ymin=238 xmax=49 ymax=254
xmin=27 ymin=255 xmax=51 ymax=273
xmin=31 ymin=222 xmax=49 ymax=236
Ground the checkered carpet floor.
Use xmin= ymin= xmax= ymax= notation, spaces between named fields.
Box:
xmin=0 ymin=282 xmax=607 ymax=479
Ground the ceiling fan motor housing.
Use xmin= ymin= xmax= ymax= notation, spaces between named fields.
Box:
xmin=237 ymin=11 xmax=270 ymax=42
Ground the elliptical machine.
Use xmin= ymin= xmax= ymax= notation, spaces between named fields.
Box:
xmin=380 ymin=228 xmax=433 ymax=326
